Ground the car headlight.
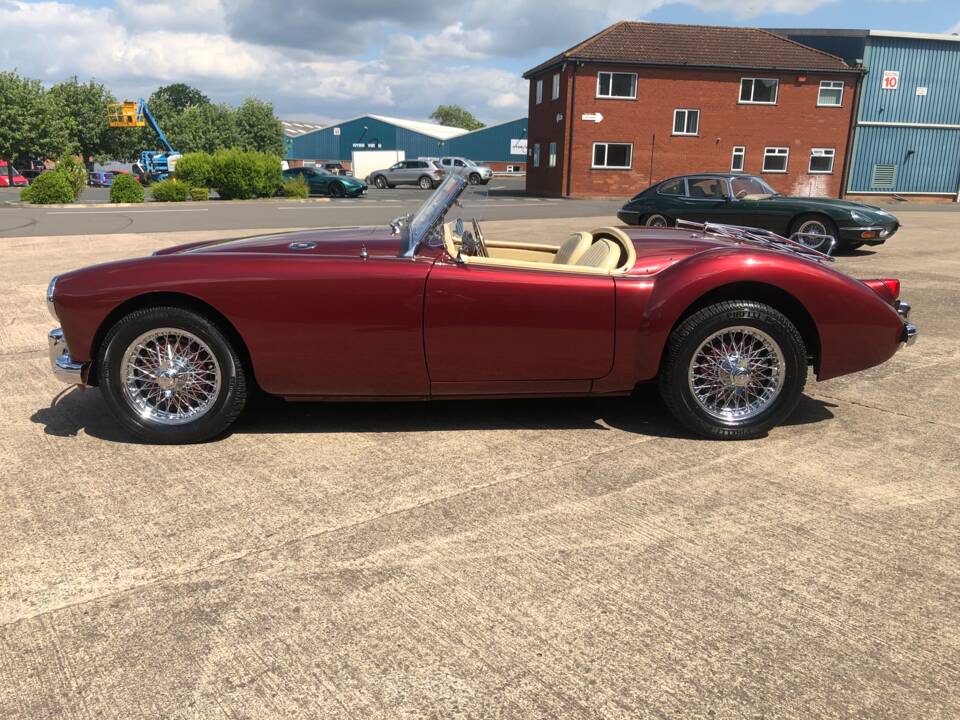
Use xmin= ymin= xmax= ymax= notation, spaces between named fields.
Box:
xmin=850 ymin=210 xmax=873 ymax=224
xmin=46 ymin=275 xmax=59 ymax=321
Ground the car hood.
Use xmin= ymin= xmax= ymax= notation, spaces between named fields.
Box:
xmin=155 ymin=226 xmax=404 ymax=258
xmin=758 ymin=196 xmax=895 ymax=216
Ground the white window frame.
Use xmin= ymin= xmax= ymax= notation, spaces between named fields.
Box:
xmin=535 ymin=79 xmax=543 ymax=104
xmin=808 ymin=147 xmax=836 ymax=174
xmin=596 ymin=71 xmax=638 ymax=99
xmin=551 ymin=73 xmax=560 ymax=100
xmin=817 ymin=80 xmax=844 ymax=107
xmin=532 ymin=143 xmax=540 ymax=168
xmin=548 ymin=142 xmax=557 ymax=167
xmin=672 ymin=108 xmax=700 ymax=136
xmin=591 ymin=142 xmax=633 ymax=170
xmin=731 ymin=146 xmax=745 ymax=172
xmin=762 ymin=146 xmax=789 ymax=173
xmin=739 ymin=77 xmax=779 ymax=105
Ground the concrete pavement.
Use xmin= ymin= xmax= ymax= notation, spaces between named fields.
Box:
xmin=1 ymin=215 xmax=958 ymax=718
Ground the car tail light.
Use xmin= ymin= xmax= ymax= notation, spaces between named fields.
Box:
xmin=861 ymin=277 xmax=900 ymax=303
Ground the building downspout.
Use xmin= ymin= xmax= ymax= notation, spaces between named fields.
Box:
xmin=839 ymin=68 xmax=865 ymax=199
xmin=564 ymin=61 xmax=579 ymax=197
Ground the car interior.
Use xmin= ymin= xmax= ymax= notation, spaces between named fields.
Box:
xmin=442 ymin=220 xmax=637 ymax=275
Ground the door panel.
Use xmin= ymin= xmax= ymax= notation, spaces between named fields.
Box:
xmin=424 ymin=261 xmax=615 ymax=386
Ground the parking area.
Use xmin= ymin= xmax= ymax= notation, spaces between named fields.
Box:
xmin=1 ymin=214 xmax=958 ymax=717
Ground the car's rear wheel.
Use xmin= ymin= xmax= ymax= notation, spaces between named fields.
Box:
xmin=99 ymin=307 xmax=247 ymax=444
xmin=419 ymin=175 xmax=434 ymax=190
xmin=644 ymin=213 xmax=672 ymax=228
xmin=790 ymin=214 xmax=839 ymax=252
xmin=468 ymin=173 xmax=481 ymax=185
xmin=329 ymin=182 xmax=346 ymax=198
xmin=659 ymin=301 xmax=807 ymax=440
xmin=374 ymin=176 xmax=388 ymax=189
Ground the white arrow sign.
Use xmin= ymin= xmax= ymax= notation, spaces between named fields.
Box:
xmin=581 ymin=112 xmax=604 ymax=123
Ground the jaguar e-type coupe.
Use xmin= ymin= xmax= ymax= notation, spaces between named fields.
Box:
xmin=46 ymin=175 xmax=916 ymax=444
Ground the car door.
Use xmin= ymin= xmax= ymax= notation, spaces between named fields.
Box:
xmin=385 ymin=161 xmax=406 ymax=185
xmin=728 ymin=175 xmax=791 ymax=232
xmin=424 ymin=258 xmax=616 ymax=394
xmin=673 ymin=176 xmax=730 ymax=224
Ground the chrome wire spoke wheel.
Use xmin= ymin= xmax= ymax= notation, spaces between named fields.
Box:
xmin=687 ymin=326 xmax=785 ymax=422
xmin=796 ymin=219 xmax=829 ymax=249
xmin=120 ymin=328 xmax=222 ymax=425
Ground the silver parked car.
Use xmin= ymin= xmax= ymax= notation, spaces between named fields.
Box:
xmin=433 ymin=156 xmax=494 ymax=185
xmin=368 ymin=159 xmax=445 ymax=190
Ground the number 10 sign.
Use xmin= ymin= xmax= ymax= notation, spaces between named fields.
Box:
xmin=881 ymin=70 xmax=900 ymax=90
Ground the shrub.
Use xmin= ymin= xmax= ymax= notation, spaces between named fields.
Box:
xmin=151 ymin=179 xmax=190 ymax=202
xmin=189 ymin=186 xmax=209 ymax=201
xmin=109 ymin=174 xmax=144 ymax=203
xmin=209 ymin=149 xmax=282 ymax=200
xmin=55 ymin=156 xmax=87 ymax=200
xmin=174 ymin=152 xmax=214 ymax=188
xmin=281 ymin=176 xmax=309 ymax=199
xmin=20 ymin=171 xmax=74 ymax=204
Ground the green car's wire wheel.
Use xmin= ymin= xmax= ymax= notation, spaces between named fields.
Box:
xmin=791 ymin=215 xmax=838 ymax=251
xmin=644 ymin=213 xmax=671 ymax=228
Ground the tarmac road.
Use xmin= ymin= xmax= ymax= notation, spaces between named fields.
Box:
xmin=1 ymin=214 xmax=958 ymax=718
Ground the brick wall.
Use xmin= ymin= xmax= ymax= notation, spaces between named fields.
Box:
xmin=527 ymin=64 xmax=856 ymax=198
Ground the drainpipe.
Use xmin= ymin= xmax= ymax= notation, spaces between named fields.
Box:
xmin=564 ymin=61 xmax=579 ymax=197
xmin=839 ymin=68 xmax=865 ymax=199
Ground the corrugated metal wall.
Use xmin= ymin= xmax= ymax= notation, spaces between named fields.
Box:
xmin=848 ymin=125 xmax=960 ymax=193
xmin=446 ymin=119 xmax=528 ymax=162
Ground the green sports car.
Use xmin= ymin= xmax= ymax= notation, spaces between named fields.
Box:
xmin=617 ymin=174 xmax=900 ymax=252
xmin=282 ymin=166 xmax=367 ymax=198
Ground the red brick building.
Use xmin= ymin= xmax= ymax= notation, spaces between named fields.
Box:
xmin=523 ymin=22 xmax=860 ymax=198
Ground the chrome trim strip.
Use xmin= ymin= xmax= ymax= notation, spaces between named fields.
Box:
xmin=839 ymin=225 xmax=887 ymax=231
xmin=896 ymin=300 xmax=911 ymax=319
xmin=903 ymin=323 xmax=918 ymax=346
xmin=48 ymin=328 xmax=86 ymax=383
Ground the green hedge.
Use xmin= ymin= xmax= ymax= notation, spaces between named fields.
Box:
xmin=209 ymin=149 xmax=282 ymax=200
xmin=109 ymin=174 xmax=144 ymax=203
xmin=55 ymin=156 xmax=87 ymax=201
xmin=282 ymin=176 xmax=309 ymax=199
xmin=151 ymin=179 xmax=190 ymax=202
xmin=189 ymin=186 xmax=209 ymax=201
xmin=20 ymin=172 xmax=75 ymax=204
xmin=174 ymin=153 xmax=214 ymax=188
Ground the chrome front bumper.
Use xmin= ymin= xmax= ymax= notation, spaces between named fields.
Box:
xmin=48 ymin=328 xmax=86 ymax=383
xmin=896 ymin=300 xmax=918 ymax=346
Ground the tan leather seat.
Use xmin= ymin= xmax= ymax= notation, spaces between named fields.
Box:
xmin=553 ymin=232 xmax=593 ymax=265
xmin=575 ymin=238 xmax=620 ymax=271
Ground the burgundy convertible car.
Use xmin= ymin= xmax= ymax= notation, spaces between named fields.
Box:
xmin=46 ymin=175 xmax=916 ymax=443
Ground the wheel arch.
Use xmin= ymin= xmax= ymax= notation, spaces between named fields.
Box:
xmin=664 ymin=281 xmax=821 ymax=373
xmin=88 ymin=291 xmax=257 ymax=389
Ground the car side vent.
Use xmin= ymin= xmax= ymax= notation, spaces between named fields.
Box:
xmin=871 ymin=164 xmax=896 ymax=188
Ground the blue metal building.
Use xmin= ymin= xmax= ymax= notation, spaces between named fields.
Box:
xmin=287 ymin=114 xmax=528 ymax=169
xmin=775 ymin=29 xmax=960 ymax=200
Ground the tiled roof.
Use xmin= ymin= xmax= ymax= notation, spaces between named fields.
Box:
xmin=524 ymin=21 xmax=855 ymax=77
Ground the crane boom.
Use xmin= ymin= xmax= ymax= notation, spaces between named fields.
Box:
xmin=138 ymin=100 xmax=175 ymax=154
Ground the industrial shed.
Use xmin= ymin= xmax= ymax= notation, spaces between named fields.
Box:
xmin=287 ymin=115 xmax=528 ymax=174
xmin=775 ymin=29 xmax=960 ymax=201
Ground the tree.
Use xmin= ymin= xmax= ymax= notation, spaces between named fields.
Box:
xmin=170 ymin=103 xmax=241 ymax=154
xmin=48 ymin=76 xmax=116 ymax=167
xmin=149 ymin=83 xmax=209 ymax=115
xmin=430 ymin=104 xmax=485 ymax=131
xmin=0 ymin=71 xmax=71 ymax=184
xmin=234 ymin=98 xmax=285 ymax=156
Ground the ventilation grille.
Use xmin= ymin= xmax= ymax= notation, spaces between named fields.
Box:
xmin=871 ymin=164 xmax=896 ymax=188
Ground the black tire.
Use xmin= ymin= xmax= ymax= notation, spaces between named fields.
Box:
xmin=789 ymin=214 xmax=839 ymax=252
xmin=374 ymin=175 xmax=388 ymax=189
xmin=329 ymin=182 xmax=346 ymax=198
xmin=468 ymin=173 xmax=481 ymax=185
xmin=643 ymin=213 xmax=672 ymax=228
xmin=419 ymin=175 xmax=434 ymax=190
xmin=659 ymin=301 xmax=807 ymax=440
xmin=99 ymin=306 xmax=247 ymax=444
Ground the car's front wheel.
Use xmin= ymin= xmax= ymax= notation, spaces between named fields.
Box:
xmin=790 ymin=214 xmax=839 ymax=252
xmin=468 ymin=173 xmax=481 ymax=185
xmin=99 ymin=307 xmax=247 ymax=444
xmin=329 ymin=182 xmax=346 ymax=198
xmin=659 ymin=301 xmax=807 ymax=440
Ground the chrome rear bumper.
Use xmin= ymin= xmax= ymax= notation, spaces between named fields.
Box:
xmin=895 ymin=300 xmax=917 ymax=346
xmin=48 ymin=328 xmax=86 ymax=383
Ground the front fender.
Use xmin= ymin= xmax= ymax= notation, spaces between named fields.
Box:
xmin=632 ymin=248 xmax=904 ymax=382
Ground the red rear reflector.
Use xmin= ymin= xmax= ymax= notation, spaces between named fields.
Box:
xmin=862 ymin=278 xmax=900 ymax=302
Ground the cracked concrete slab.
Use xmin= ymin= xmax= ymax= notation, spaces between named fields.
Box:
xmin=1 ymin=215 xmax=958 ymax=718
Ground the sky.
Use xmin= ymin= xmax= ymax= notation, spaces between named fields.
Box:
xmin=1 ymin=0 xmax=957 ymax=126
